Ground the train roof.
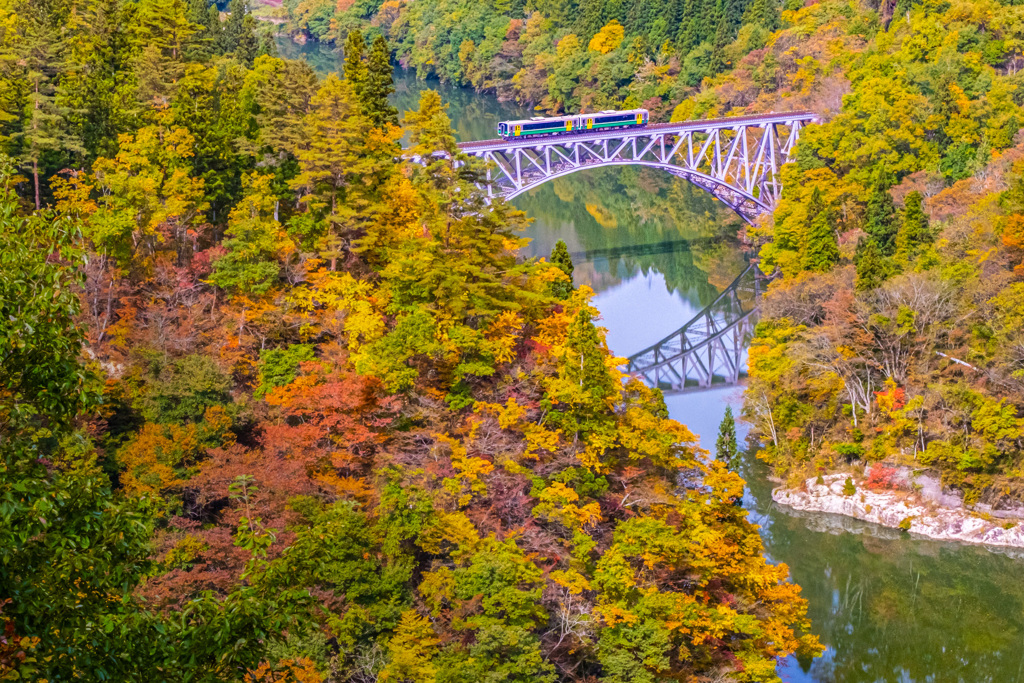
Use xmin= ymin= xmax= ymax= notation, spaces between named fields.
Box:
xmin=500 ymin=109 xmax=649 ymax=126
xmin=500 ymin=114 xmax=575 ymax=126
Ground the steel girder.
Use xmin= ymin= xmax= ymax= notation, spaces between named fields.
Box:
xmin=625 ymin=264 xmax=772 ymax=394
xmin=457 ymin=113 xmax=816 ymax=224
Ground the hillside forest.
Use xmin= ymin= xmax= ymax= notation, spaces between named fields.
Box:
xmin=0 ymin=0 xmax=823 ymax=681
xmin=273 ymin=0 xmax=1024 ymax=509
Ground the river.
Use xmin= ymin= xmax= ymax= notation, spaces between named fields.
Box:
xmin=280 ymin=39 xmax=1024 ymax=683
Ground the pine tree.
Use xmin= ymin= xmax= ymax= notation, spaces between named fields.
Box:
xmin=801 ymin=187 xmax=839 ymax=272
xmin=15 ymin=13 xmax=84 ymax=208
xmin=234 ymin=14 xmax=260 ymax=66
xmin=561 ymin=310 xmax=615 ymax=402
xmin=363 ymin=35 xmax=399 ymax=129
xmin=289 ymin=74 xmax=384 ymax=270
xmin=186 ymin=0 xmax=219 ymax=59
xmin=135 ymin=0 xmax=197 ymax=107
xmin=855 ymin=238 xmax=889 ymax=291
xmin=743 ymin=0 xmax=780 ymax=31
xmin=577 ymin=0 xmax=607 ymax=38
xmin=206 ymin=3 xmax=223 ymax=51
xmin=257 ymin=30 xmax=279 ymax=59
xmin=550 ymin=239 xmax=574 ymax=299
xmin=894 ymin=190 xmax=930 ymax=263
xmin=864 ymin=173 xmax=899 ymax=256
xmin=56 ymin=0 xmax=135 ymax=164
xmin=344 ymin=30 xmax=368 ymax=101
xmin=221 ymin=0 xmax=256 ymax=58
xmin=716 ymin=406 xmax=739 ymax=469
xmin=172 ymin=62 xmax=247 ymax=217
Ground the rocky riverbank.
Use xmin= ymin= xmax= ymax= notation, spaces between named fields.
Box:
xmin=773 ymin=473 xmax=1024 ymax=549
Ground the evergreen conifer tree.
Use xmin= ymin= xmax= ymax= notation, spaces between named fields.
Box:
xmin=716 ymin=406 xmax=739 ymax=469
xmin=289 ymin=74 xmax=381 ymax=270
xmin=234 ymin=14 xmax=260 ymax=66
xmin=865 ymin=173 xmax=899 ymax=255
xmin=15 ymin=14 xmax=84 ymax=208
xmin=549 ymin=239 xmax=574 ymax=299
xmin=894 ymin=190 xmax=931 ymax=263
xmin=562 ymin=310 xmax=615 ymax=403
xmin=186 ymin=0 xmax=218 ymax=59
xmin=257 ymin=31 xmax=279 ymax=59
xmin=801 ymin=187 xmax=839 ymax=272
xmin=577 ymin=0 xmax=608 ymax=38
xmin=344 ymin=30 xmax=368 ymax=101
xmin=743 ymin=0 xmax=780 ymax=30
xmin=855 ymin=238 xmax=889 ymax=291
xmin=363 ymin=36 xmax=399 ymax=129
xmin=221 ymin=0 xmax=255 ymax=58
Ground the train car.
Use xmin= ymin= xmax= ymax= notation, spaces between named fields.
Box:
xmin=497 ymin=114 xmax=577 ymax=139
xmin=580 ymin=109 xmax=649 ymax=132
xmin=497 ymin=109 xmax=648 ymax=139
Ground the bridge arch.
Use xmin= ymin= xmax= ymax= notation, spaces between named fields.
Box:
xmin=457 ymin=111 xmax=818 ymax=224
xmin=501 ymin=160 xmax=772 ymax=220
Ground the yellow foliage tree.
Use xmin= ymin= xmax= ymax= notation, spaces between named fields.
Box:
xmin=588 ymin=21 xmax=625 ymax=54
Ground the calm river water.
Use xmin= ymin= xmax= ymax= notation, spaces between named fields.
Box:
xmin=282 ymin=39 xmax=1024 ymax=683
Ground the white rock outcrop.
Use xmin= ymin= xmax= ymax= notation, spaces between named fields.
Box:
xmin=773 ymin=474 xmax=1024 ymax=549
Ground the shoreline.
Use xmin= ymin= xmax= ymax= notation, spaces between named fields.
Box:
xmin=772 ymin=474 xmax=1024 ymax=550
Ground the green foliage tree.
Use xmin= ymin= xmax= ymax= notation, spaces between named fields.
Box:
xmin=135 ymin=0 xmax=197 ymax=108
xmin=717 ymin=405 xmax=739 ymax=469
xmin=289 ymin=73 xmax=385 ymax=269
xmin=344 ymin=29 xmax=368 ymax=101
xmin=11 ymin=8 xmax=84 ymax=208
xmin=210 ymin=172 xmax=292 ymax=292
xmin=894 ymin=190 xmax=931 ymax=263
xmin=364 ymin=35 xmax=399 ymax=128
xmin=801 ymin=188 xmax=839 ymax=273
xmin=221 ymin=0 xmax=258 ymax=64
xmin=855 ymin=238 xmax=889 ymax=291
xmin=549 ymin=239 xmax=574 ymax=299
xmin=864 ymin=174 xmax=899 ymax=256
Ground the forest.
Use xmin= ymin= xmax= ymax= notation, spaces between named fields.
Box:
xmin=275 ymin=0 xmax=1024 ymax=500
xmin=0 ymin=0 xmax=823 ymax=681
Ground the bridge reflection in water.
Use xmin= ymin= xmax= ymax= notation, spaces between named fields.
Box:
xmin=625 ymin=263 xmax=771 ymax=394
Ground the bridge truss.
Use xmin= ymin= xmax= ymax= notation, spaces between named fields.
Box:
xmin=457 ymin=111 xmax=817 ymax=223
xmin=624 ymin=264 xmax=772 ymax=393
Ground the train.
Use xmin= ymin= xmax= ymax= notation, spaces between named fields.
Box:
xmin=496 ymin=109 xmax=649 ymax=139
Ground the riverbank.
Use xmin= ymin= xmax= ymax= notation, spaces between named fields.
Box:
xmin=773 ymin=473 xmax=1024 ymax=550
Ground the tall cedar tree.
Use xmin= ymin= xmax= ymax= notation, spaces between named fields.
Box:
xmin=855 ymin=238 xmax=888 ymax=291
xmin=13 ymin=8 xmax=84 ymax=208
xmin=717 ymin=405 xmax=739 ymax=469
xmin=801 ymin=187 xmax=839 ymax=272
xmin=364 ymin=35 xmax=399 ymax=128
xmin=550 ymin=239 xmax=574 ymax=299
xmin=895 ymin=190 xmax=931 ymax=263
xmin=289 ymin=74 xmax=385 ymax=270
xmin=865 ymin=174 xmax=899 ymax=255
xmin=344 ymin=30 xmax=368 ymax=101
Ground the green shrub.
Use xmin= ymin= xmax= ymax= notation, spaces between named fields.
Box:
xmin=843 ymin=477 xmax=856 ymax=496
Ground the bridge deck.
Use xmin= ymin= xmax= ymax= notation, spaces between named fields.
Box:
xmin=457 ymin=111 xmax=817 ymax=152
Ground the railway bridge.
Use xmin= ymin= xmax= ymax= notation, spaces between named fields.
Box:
xmin=624 ymin=263 xmax=773 ymax=394
xmin=457 ymin=111 xmax=818 ymax=224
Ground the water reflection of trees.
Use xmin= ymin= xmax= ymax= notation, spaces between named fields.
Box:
xmin=741 ymin=456 xmax=1024 ymax=683
xmin=516 ymin=166 xmax=746 ymax=307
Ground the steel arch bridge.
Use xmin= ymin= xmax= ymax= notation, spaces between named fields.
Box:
xmin=624 ymin=264 xmax=773 ymax=393
xmin=457 ymin=111 xmax=818 ymax=223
